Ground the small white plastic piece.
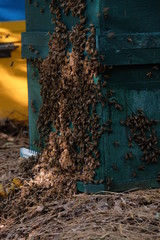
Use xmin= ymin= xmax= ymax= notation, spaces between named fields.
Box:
xmin=20 ymin=147 xmax=38 ymax=159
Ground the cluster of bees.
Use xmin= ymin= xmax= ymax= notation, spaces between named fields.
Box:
xmin=125 ymin=110 xmax=160 ymax=164
xmin=33 ymin=0 xmax=109 ymax=186
xmin=50 ymin=0 xmax=86 ymax=17
xmin=29 ymin=1 xmax=160 ymax=193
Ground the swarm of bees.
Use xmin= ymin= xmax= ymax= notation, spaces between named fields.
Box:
xmin=30 ymin=0 xmax=111 ymax=188
xmin=28 ymin=1 xmax=160 ymax=195
xmin=125 ymin=110 xmax=160 ymax=164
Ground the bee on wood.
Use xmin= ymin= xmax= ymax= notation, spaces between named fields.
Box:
xmin=139 ymin=165 xmax=145 ymax=171
xmin=106 ymin=177 xmax=112 ymax=190
xmin=34 ymin=2 xmax=39 ymax=7
xmin=31 ymin=100 xmax=37 ymax=113
xmin=112 ymin=164 xmax=118 ymax=171
xmin=127 ymin=37 xmax=133 ymax=43
xmin=107 ymin=32 xmax=115 ymax=39
xmin=146 ymin=72 xmax=152 ymax=78
xmin=132 ymin=171 xmax=137 ymax=178
xmin=103 ymin=7 xmax=109 ymax=19
xmin=152 ymin=65 xmax=159 ymax=71
xmin=29 ymin=45 xmax=34 ymax=52
xmin=113 ymin=141 xmax=119 ymax=148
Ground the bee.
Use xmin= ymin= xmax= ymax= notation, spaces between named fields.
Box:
xmin=29 ymin=45 xmax=34 ymax=52
xmin=104 ymin=74 xmax=110 ymax=80
xmin=139 ymin=165 xmax=145 ymax=171
xmin=99 ymin=179 xmax=104 ymax=184
xmin=120 ymin=120 xmax=124 ymax=126
xmin=10 ymin=61 xmax=14 ymax=67
xmin=80 ymin=17 xmax=87 ymax=25
xmin=127 ymin=37 xmax=133 ymax=43
xmin=112 ymin=164 xmax=118 ymax=171
xmin=40 ymin=8 xmax=45 ymax=13
xmin=152 ymin=65 xmax=159 ymax=71
xmin=34 ymin=2 xmax=39 ymax=7
xmin=34 ymin=50 xmax=39 ymax=55
xmin=94 ymin=180 xmax=99 ymax=184
xmin=103 ymin=7 xmax=109 ymax=19
xmin=128 ymin=152 xmax=133 ymax=159
xmin=106 ymin=177 xmax=112 ymax=191
xmin=100 ymin=55 xmax=104 ymax=60
xmin=125 ymin=153 xmax=129 ymax=160
xmin=115 ymin=102 xmax=123 ymax=111
xmin=5 ymin=34 xmax=10 ymax=38
xmin=31 ymin=100 xmax=36 ymax=113
xmin=113 ymin=141 xmax=119 ymax=148
xmin=132 ymin=171 xmax=137 ymax=178
xmin=157 ymin=172 xmax=160 ymax=182
xmin=107 ymin=32 xmax=115 ymax=39
xmin=146 ymin=72 xmax=152 ymax=78
xmin=137 ymin=109 xmax=144 ymax=115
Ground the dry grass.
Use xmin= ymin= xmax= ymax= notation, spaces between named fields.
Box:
xmin=0 ymin=120 xmax=160 ymax=240
xmin=1 ymin=190 xmax=160 ymax=240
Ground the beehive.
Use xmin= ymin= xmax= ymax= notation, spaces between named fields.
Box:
xmin=22 ymin=0 xmax=160 ymax=192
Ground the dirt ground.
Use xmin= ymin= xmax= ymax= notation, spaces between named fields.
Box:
xmin=0 ymin=120 xmax=160 ymax=240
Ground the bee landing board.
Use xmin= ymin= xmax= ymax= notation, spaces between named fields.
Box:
xmin=22 ymin=0 xmax=160 ymax=192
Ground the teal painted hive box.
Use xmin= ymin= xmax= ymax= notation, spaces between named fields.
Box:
xmin=22 ymin=0 xmax=160 ymax=192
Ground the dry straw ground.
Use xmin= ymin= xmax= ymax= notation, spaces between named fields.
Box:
xmin=0 ymin=120 xmax=160 ymax=240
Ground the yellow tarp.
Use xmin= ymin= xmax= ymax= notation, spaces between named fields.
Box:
xmin=0 ymin=21 xmax=28 ymax=120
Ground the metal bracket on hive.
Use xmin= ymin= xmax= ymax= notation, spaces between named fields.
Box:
xmin=0 ymin=43 xmax=19 ymax=58
xmin=20 ymin=147 xmax=39 ymax=159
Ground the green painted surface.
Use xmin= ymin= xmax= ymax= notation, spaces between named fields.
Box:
xmin=22 ymin=0 xmax=160 ymax=192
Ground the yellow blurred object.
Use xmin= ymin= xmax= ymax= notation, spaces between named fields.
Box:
xmin=12 ymin=177 xmax=22 ymax=187
xmin=0 ymin=178 xmax=22 ymax=198
xmin=5 ymin=183 xmax=15 ymax=195
xmin=0 ymin=183 xmax=6 ymax=197
xmin=0 ymin=20 xmax=28 ymax=121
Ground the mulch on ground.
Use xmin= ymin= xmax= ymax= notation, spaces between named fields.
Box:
xmin=0 ymin=119 xmax=160 ymax=240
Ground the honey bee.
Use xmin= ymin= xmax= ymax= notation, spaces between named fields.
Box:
xmin=113 ymin=141 xmax=119 ymax=148
xmin=127 ymin=37 xmax=133 ymax=43
xmin=107 ymin=32 xmax=115 ymax=39
xmin=112 ymin=164 xmax=118 ymax=171
xmin=106 ymin=177 xmax=112 ymax=190
xmin=5 ymin=34 xmax=10 ymax=38
xmin=40 ymin=8 xmax=45 ymax=13
xmin=120 ymin=120 xmax=124 ymax=126
xmin=34 ymin=2 xmax=39 ymax=7
xmin=139 ymin=165 xmax=145 ymax=171
xmin=146 ymin=72 xmax=152 ymax=78
xmin=128 ymin=152 xmax=133 ymax=159
xmin=34 ymin=50 xmax=39 ymax=55
xmin=31 ymin=100 xmax=36 ymax=113
xmin=103 ymin=7 xmax=109 ymax=19
xmin=114 ymin=102 xmax=123 ymax=111
xmin=10 ymin=61 xmax=14 ymax=67
xmin=132 ymin=171 xmax=137 ymax=178
xmin=125 ymin=153 xmax=129 ymax=160
xmin=152 ymin=65 xmax=159 ymax=71
xmin=29 ymin=45 xmax=34 ymax=52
